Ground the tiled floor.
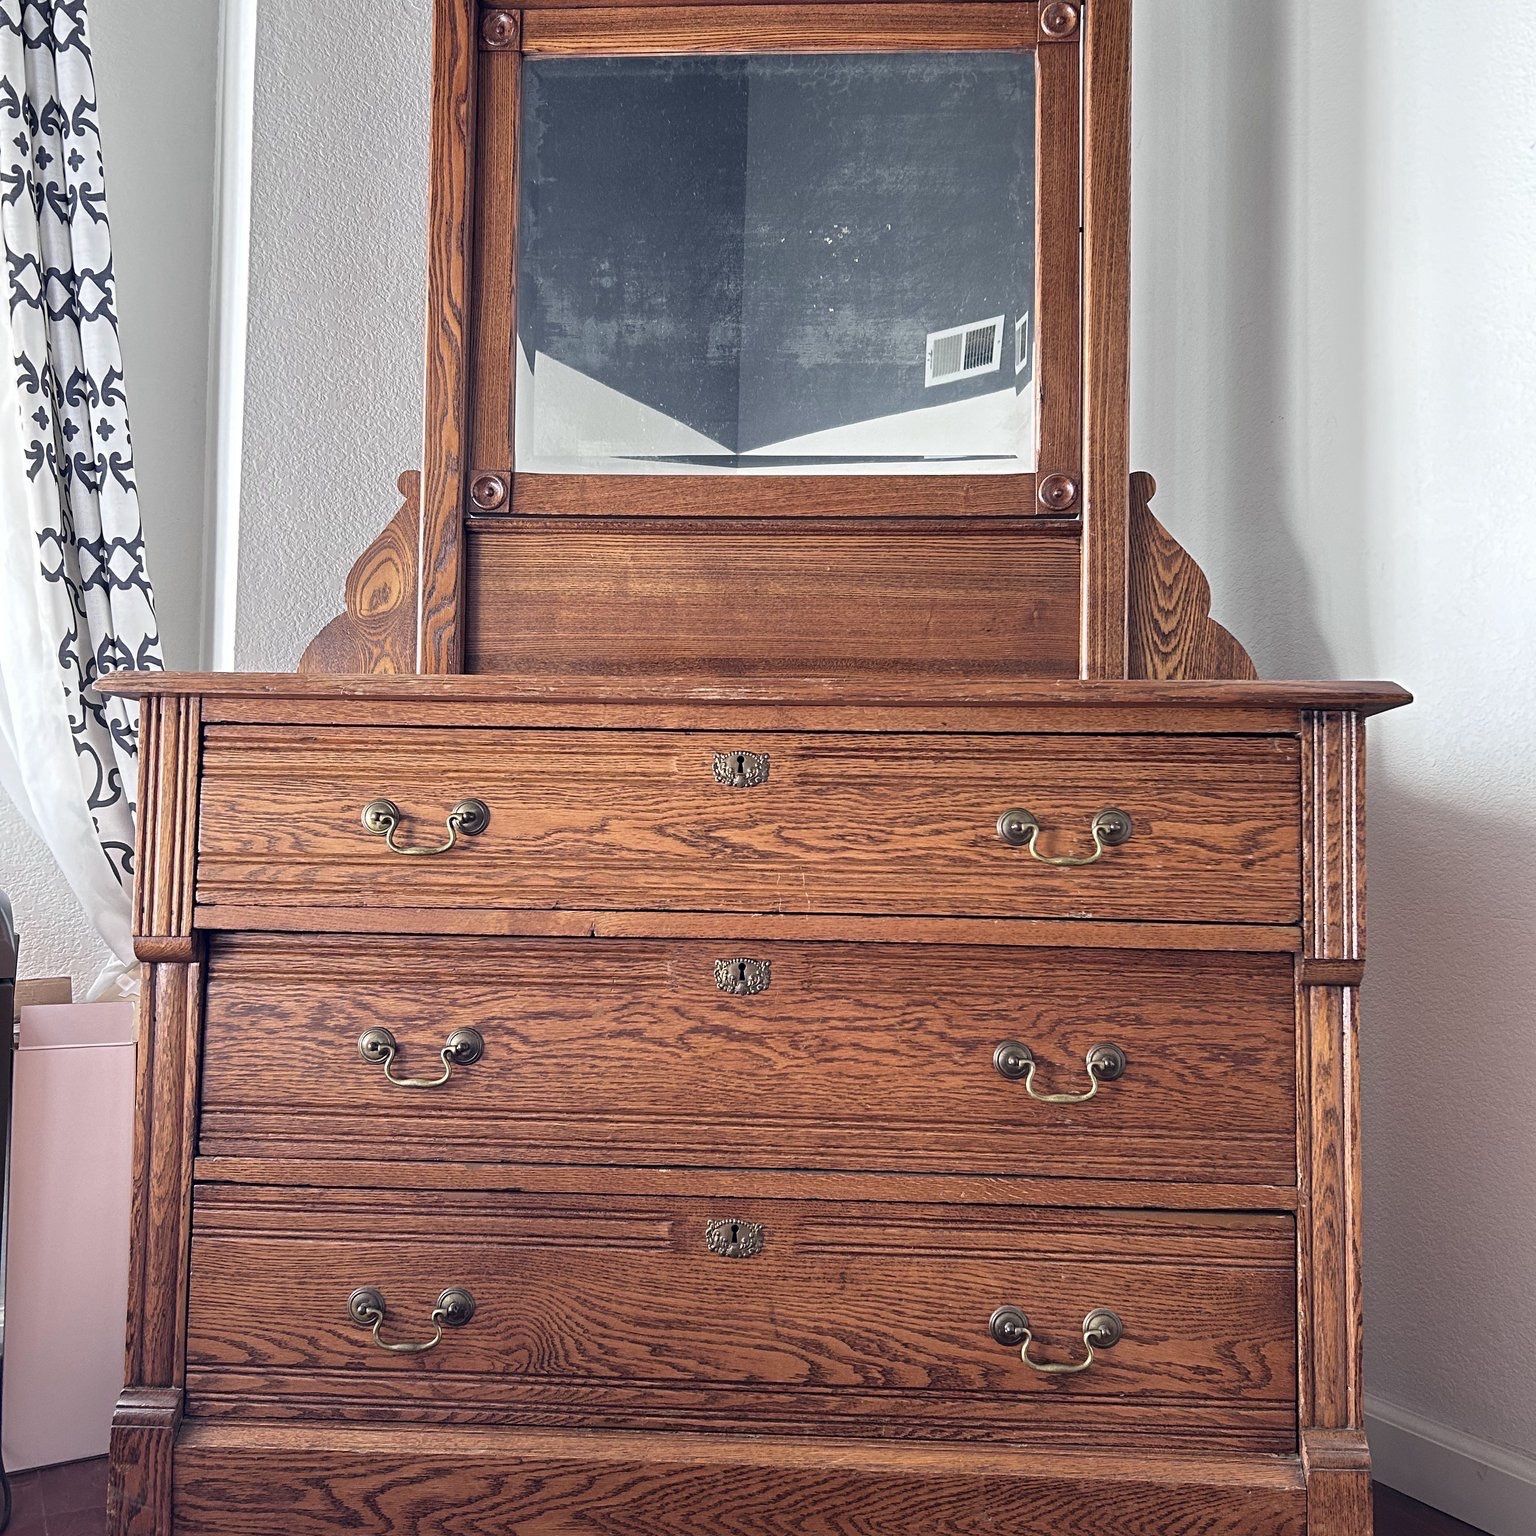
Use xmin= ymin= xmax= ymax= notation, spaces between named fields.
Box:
xmin=5 ymin=1456 xmax=106 ymax=1536
xmin=0 ymin=1457 xmax=1494 ymax=1535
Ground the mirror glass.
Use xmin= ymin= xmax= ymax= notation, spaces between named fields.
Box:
xmin=516 ymin=52 xmax=1036 ymax=476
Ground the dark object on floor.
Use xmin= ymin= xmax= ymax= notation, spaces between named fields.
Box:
xmin=1375 ymin=1483 xmax=1491 ymax=1536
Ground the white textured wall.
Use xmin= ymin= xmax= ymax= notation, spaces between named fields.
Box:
xmin=232 ymin=0 xmax=430 ymax=671
xmin=0 ymin=0 xmax=219 ymax=994
xmin=1134 ymin=3 xmax=1536 ymax=1525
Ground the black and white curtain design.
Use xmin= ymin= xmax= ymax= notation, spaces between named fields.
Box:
xmin=0 ymin=0 xmax=161 ymax=992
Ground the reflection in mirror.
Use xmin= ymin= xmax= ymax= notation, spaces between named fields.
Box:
xmin=516 ymin=52 xmax=1036 ymax=476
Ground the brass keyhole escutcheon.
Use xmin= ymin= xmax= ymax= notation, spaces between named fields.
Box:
xmin=705 ymin=1218 xmax=765 ymax=1259
xmin=712 ymin=750 xmax=770 ymax=789
xmin=714 ymin=958 xmax=771 ymax=996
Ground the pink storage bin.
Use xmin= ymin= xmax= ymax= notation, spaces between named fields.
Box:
xmin=3 ymin=1002 xmax=135 ymax=1471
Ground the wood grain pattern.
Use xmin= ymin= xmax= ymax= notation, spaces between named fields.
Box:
xmin=185 ymin=1188 xmax=1295 ymax=1446
xmin=1302 ymin=983 xmax=1365 ymax=1435
xmin=1300 ymin=958 xmax=1366 ymax=989
xmin=192 ymin=1158 xmax=1300 ymax=1213
xmin=96 ymin=669 xmax=1414 ymax=718
xmin=521 ymin=5 xmax=1039 ymax=54
xmin=1034 ymin=13 xmax=1081 ymax=504
xmin=198 ymin=935 xmax=1298 ymax=1184
xmin=107 ymin=1387 xmax=181 ymax=1536
xmin=299 ymin=472 xmax=422 ymax=676
xmin=502 ymin=474 xmax=1052 ymax=520
xmin=1299 ymin=720 xmax=1368 ymax=1438
xmin=1303 ymin=711 xmax=1365 ymax=962
xmin=123 ymin=961 xmax=205 ymax=1390
xmin=113 ymin=703 xmax=205 ymax=1534
xmin=1304 ymin=1429 xmax=1375 ymax=1536
xmin=110 ymin=959 xmax=204 ymax=1536
xmin=467 ymin=47 xmax=518 ymax=475
xmin=130 ymin=694 xmax=201 ymax=962
xmin=417 ymin=0 xmax=478 ymax=672
xmin=464 ymin=525 xmax=1082 ymax=679
xmin=192 ymin=909 xmax=1302 ymax=953
xmin=1079 ymin=0 xmax=1131 ymax=677
xmin=173 ymin=1424 xmax=1308 ymax=1536
xmin=193 ymin=727 xmax=1302 ymax=923
xmin=1128 ymin=472 xmax=1258 ymax=682
xmin=515 ymin=0 xmax=1034 ymax=6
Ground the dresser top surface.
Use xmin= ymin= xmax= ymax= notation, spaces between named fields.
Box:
xmin=100 ymin=671 xmax=1411 ymax=718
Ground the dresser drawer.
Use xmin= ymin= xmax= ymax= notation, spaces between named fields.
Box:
xmin=185 ymin=1188 xmax=1297 ymax=1450
xmin=195 ymin=727 xmax=1300 ymax=923
xmin=173 ymin=1423 xmax=1308 ymax=1536
xmin=199 ymin=935 xmax=1298 ymax=1186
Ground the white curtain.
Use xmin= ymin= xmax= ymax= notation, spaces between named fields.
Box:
xmin=0 ymin=0 xmax=162 ymax=997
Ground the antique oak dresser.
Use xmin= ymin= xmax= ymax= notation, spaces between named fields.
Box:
xmin=104 ymin=2 xmax=1408 ymax=1533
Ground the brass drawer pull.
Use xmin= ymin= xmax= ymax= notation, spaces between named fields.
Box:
xmin=361 ymin=797 xmax=490 ymax=856
xmin=347 ymin=1286 xmax=476 ymax=1355
xmin=989 ymin=1306 xmax=1123 ymax=1375
xmin=996 ymin=807 xmax=1133 ymax=866
xmin=358 ymin=1026 xmax=484 ymax=1088
xmin=993 ymin=1040 xmax=1127 ymax=1103
xmin=715 ymin=958 xmax=771 ymax=996
xmin=713 ymin=750 xmax=770 ymax=788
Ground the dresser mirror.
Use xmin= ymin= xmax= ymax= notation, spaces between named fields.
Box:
xmin=514 ymin=51 xmax=1037 ymax=479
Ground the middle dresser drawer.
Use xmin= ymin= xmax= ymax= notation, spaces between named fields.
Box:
xmin=184 ymin=1188 xmax=1298 ymax=1452
xmin=194 ymin=727 xmax=1301 ymax=924
xmin=198 ymin=935 xmax=1298 ymax=1187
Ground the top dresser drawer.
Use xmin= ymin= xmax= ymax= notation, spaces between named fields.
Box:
xmin=195 ymin=727 xmax=1300 ymax=924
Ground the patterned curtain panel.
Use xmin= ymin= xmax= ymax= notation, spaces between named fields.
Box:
xmin=0 ymin=0 xmax=162 ymax=994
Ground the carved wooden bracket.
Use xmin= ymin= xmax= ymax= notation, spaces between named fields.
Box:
xmin=1128 ymin=470 xmax=1257 ymax=682
xmin=300 ymin=472 xmax=422 ymax=675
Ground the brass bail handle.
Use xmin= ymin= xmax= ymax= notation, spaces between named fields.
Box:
xmin=993 ymin=1041 xmax=1127 ymax=1104
xmin=361 ymin=797 xmax=490 ymax=856
xmin=359 ymin=1027 xmax=485 ymax=1089
xmin=989 ymin=1306 xmax=1123 ymax=1376
xmin=348 ymin=1287 xmax=476 ymax=1355
xmin=996 ymin=807 xmax=1133 ymax=867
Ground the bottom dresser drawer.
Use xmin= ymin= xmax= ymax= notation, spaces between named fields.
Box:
xmin=171 ymin=1423 xmax=1308 ymax=1536
xmin=185 ymin=1186 xmax=1297 ymax=1451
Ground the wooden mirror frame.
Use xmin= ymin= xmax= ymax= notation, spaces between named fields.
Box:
xmin=304 ymin=0 xmax=1250 ymax=685
xmin=475 ymin=8 xmax=1073 ymax=525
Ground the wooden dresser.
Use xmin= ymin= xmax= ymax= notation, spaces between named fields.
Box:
xmin=104 ymin=3 xmax=1408 ymax=1534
